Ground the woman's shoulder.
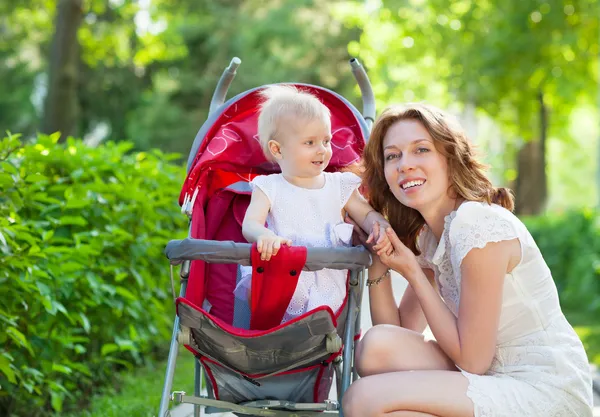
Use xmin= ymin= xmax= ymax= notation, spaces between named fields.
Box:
xmin=449 ymin=201 xmax=524 ymax=242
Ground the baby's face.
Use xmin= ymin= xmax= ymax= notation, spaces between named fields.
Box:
xmin=277 ymin=117 xmax=332 ymax=179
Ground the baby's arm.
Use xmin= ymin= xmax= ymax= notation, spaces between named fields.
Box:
xmin=344 ymin=190 xmax=393 ymax=253
xmin=242 ymin=188 xmax=292 ymax=261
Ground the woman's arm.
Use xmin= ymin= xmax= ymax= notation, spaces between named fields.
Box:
xmin=397 ymin=268 xmax=435 ymax=333
xmin=367 ymin=256 xmax=435 ymax=332
xmin=404 ymin=241 xmax=511 ymax=374
xmin=379 ymin=228 xmax=513 ymax=375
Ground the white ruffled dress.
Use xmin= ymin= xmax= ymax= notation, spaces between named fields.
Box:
xmin=417 ymin=201 xmax=593 ymax=416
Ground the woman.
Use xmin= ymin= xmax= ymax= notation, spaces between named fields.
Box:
xmin=343 ymin=104 xmax=593 ymax=417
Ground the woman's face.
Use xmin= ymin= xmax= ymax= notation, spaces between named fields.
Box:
xmin=382 ymin=119 xmax=452 ymax=213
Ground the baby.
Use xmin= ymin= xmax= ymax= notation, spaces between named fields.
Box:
xmin=236 ymin=85 xmax=391 ymax=322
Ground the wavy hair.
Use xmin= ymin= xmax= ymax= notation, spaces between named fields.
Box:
xmin=362 ymin=103 xmax=514 ymax=254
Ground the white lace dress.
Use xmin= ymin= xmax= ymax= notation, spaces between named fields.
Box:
xmin=235 ymin=172 xmax=360 ymax=323
xmin=416 ymin=202 xmax=593 ymax=417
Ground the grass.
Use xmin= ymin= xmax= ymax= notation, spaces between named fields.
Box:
xmin=62 ymin=351 xmax=197 ymax=417
xmin=566 ymin=310 xmax=600 ymax=367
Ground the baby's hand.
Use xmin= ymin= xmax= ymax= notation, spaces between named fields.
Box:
xmin=367 ymin=222 xmax=394 ymax=256
xmin=257 ymin=234 xmax=292 ymax=261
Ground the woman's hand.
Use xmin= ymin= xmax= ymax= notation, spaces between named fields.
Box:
xmin=377 ymin=227 xmax=422 ymax=281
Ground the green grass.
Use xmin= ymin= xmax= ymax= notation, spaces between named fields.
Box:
xmin=566 ymin=310 xmax=600 ymax=367
xmin=62 ymin=352 xmax=197 ymax=417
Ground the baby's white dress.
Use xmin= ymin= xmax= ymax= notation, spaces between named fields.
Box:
xmin=417 ymin=201 xmax=593 ymax=416
xmin=235 ymin=171 xmax=361 ymax=323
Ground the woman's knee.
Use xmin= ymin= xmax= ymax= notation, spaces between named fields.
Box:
xmin=355 ymin=325 xmax=452 ymax=377
xmin=355 ymin=325 xmax=408 ymax=376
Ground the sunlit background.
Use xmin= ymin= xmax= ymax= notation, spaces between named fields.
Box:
xmin=1 ymin=0 xmax=599 ymax=415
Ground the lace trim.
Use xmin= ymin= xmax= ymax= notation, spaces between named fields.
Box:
xmin=449 ymin=204 xmax=518 ymax=270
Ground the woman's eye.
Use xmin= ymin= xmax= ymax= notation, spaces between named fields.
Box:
xmin=384 ymin=153 xmax=398 ymax=161
xmin=416 ymin=147 xmax=430 ymax=153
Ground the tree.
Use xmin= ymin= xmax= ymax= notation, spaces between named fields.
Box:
xmin=41 ymin=0 xmax=84 ymax=140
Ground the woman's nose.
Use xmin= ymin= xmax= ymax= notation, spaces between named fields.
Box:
xmin=397 ymin=155 xmax=415 ymax=172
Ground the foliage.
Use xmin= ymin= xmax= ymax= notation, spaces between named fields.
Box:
xmin=523 ymin=209 xmax=600 ymax=316
xmin=0 ymin=133 xmax=186 ymax=416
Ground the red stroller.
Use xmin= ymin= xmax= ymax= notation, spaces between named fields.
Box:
xmin=159 ymin=57 xmax=376 ymax=417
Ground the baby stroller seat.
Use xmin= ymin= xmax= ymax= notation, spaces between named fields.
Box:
xmin=159 ymin=57 xmax=376 ymax=417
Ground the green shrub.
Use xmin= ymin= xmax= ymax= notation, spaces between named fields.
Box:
xmin=523 ymin=209 xmax=600 ymax=316
xmin=0 ymin=133 xmax=186 ymax=416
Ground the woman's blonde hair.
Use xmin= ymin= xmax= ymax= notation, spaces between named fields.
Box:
xmin=362 ymin=103 xmax=514 ymax=254
xmin=257 ymin=85 xmax=331 ymax=160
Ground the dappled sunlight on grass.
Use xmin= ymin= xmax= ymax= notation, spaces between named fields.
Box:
xmin=61 ymin=352 xmax=197 ymax=417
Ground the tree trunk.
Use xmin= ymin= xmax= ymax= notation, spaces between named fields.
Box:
xmin=41 ymin=0 xmax=83 ymax=140
xmin=515 ymin=92 xmax=548 ymax=215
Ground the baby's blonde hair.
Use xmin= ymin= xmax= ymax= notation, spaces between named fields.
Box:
xmin=257 ymin=85 xmax=331 ymax=160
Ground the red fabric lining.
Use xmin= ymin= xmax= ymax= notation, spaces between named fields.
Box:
xmin=199 ymin=357 xmax=221 ymax=400
xmin=313 ymin=365 xmax=326 ymax=402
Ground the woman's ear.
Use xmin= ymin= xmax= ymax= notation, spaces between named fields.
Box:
xmin=268 ymin=140 xmax=283 ymax=160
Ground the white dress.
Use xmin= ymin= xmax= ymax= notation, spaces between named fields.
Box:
xmin=235 ymin=172 xmax=360 ymax=323
xmin=416 ymin=201 xmax=593 ymax=417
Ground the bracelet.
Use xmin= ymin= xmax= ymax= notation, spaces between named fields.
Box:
xmin=366 ymin=269 xmax=391 ymax=287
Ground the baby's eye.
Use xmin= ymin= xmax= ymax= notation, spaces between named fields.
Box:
xmin=323 ymin=139 xmax=331 ymax=145
xmin=305 ymin=140 xmax=314 ymax=145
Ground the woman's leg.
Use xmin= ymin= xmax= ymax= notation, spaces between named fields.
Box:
xmin=355 ymin=325 xmax=456 ymax=377
xmin=342 ymin=370 xmax=473 ymax=417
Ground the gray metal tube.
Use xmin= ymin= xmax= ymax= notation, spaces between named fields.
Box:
xmin=209 ymin=57 xmax=241 ymax=115
xmin=158 ymin=281 xmax=188 ymax=417
xmin=194 ymin=359 xmax=202 ymax=417
xmin=349 ymin=58 xmax=376 ymax=131
xmin=165 ymin=238 xmax=371 ymax=271
xmin=164 ymin=238 xmax=372 ymax=271
xmin=339 ymin=270 xmax=360 ymax=416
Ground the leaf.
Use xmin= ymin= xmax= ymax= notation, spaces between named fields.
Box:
xmin=101 ymin=343 xmax=119 ymax=356
xmin=51 ymin=363 xmax=72 ymax=375
xmin=7 ymin=327 xmax=33 ymax=355
xmin=50 ymin=391 xmax=64 ymax=412
xmin=116 ymin=286 xmax=137 ymax=301
xmin=79 ymin=312 xmax=91 ymax=333
xmin=59 ymin=216 xmax=88 ymax=226
xmin=0 ymin=355 xmax=16 ymax=384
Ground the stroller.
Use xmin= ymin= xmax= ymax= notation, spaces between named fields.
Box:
xmin=159 ymin=57 xmax=376 ymax=417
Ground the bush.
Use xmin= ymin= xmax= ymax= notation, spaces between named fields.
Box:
xmin=523 ymin=209 xmax=600 ymax=316
xmin=0 ymin=133 xmax=186 ymax=416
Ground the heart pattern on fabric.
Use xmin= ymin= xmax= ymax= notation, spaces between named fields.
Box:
xmin=331 ymin=126 xmax=358 ymax=150
xmin=206 ymin=136 xmax=228 ymax=156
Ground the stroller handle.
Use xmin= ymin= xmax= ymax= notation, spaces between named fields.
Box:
xmin=209 ymin=57 xmax=242 ymax=115
xmin=349 ymin=58 xmax=376 ymax=131
xmin=164 ymin=238 xmax=372 ymax=271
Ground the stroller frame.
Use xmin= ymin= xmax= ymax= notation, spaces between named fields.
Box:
xmin=158 ymin=57 xmax=376 ymax=417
